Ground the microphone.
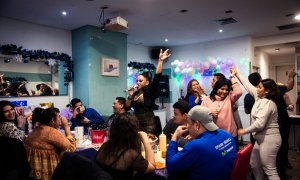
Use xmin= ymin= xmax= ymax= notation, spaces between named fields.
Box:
xmin=124 ymin=85 xmax=137 ymax=92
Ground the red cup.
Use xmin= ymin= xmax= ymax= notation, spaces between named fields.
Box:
xmin=90 ymin=130 xmax=106 ymax=144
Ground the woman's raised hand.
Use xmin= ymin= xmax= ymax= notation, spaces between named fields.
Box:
xmin=159 ymin=49 xmax=171 ymax=62
xmin=230 ymin=66 xmax=237 ymax=76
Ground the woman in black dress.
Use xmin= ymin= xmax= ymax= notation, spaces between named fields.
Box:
xmin=126 ymin=49 xmax=171 ymax=137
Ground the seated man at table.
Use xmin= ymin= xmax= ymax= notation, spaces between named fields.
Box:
xmin=107 ymin=97 xmax=128 ymax=127
xmin=60 ymin=98 xmax=104 ymax=133
xmin=166 ymin=106 xmax=237 ymax=180
xmin=163 ymin=100 xmax=190 ymax=147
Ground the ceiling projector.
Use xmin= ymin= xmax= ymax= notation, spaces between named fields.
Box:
xmin=105 ymin=16 xmax=128 ymax=32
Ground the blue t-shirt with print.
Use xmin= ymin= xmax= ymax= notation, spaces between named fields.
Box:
xmin=166 ymin=129 xmax=237 ymax=180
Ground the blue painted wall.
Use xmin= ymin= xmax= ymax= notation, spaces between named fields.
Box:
xmin=72 ymin=26 xmax=127 ymax=115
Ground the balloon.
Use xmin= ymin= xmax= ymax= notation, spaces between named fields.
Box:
xmin=227 ymin=59 xmax=233 ymax=66
xmin=203 ymin=62 xmax=209 ymax=70
xmin=187 ymin=68 xmax=194 ymax=76
xmin=178 ymin=61 xmax=184 ymax=67
xmin=198 ymin=68 xmax=204 ymax=73
xmin=173 ymin=59 xmax=179 ymax=66
xmin=174 ymin=67 xmax=180 ymax=74
xmin=210 ymin=59 xmax=217 ymax=67
xmin=220 ymin=63 xmax=226 ymax=69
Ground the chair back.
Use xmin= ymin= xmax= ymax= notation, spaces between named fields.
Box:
xmin=52 ymin=152 xmax=112 ymax=180
xmin=0 ymin=136 xmax=30 ymax=180
xmin=230 ymin=143 xmax=253 ymax=180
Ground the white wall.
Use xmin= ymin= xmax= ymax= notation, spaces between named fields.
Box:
xmin=253 ymin=49 xmax=270 ymax=79
xmin=127 ymin=43 xmax=151 ymax=63
xmin=269 ymin=54 xmax=295 ymax=79
xmin=0 ymin=17 xmax=72 ymax=109
xmin=253 ymin=32 xmax=300 ymax=47
xmin=0 ymin=17 xmax=71 ymax=54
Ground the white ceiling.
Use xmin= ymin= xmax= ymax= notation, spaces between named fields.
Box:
xmin=1 ymin=0 xmax=300 ymax=52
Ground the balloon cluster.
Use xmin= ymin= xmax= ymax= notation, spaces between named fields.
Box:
xmin=171 ymin=57 xmax=234 ymax=77
xmin=0 ymin=44 xmax=73 ymax=84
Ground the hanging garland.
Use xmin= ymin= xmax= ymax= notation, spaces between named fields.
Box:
xmin=0 ymin=44 xmax=73 ymax=85
xmin=127 ymin=61 xmax=156 ymax=73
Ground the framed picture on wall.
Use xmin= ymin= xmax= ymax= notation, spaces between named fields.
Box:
xmin=101 ymin=58 xmax=119 ymax=76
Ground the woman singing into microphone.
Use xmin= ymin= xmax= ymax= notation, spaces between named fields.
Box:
xmin=126 ymin=49 xmax=171 ymax=137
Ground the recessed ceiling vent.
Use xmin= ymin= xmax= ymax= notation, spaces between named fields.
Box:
xmin=277 ymin=23 xmax=300 ymax=30
xmin=214 ymin=17 xmax=237 ymax=25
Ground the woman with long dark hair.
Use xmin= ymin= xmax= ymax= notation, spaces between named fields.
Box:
xmin=232 ymin=67 xmax=281 ymax=180
xmin=0 ymin=100 xmax=25 ymax=141
xmin=126 ymin=49 xmax=171 ymax=137
xmin=202 ymin=73 xmax=242 ymax=140
xmin=184 ymin=79 xmax=205 ymax=108
xmin=95 ymin=113 xmax=155 ymax=180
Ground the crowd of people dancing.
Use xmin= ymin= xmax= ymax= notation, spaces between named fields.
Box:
xmin=0 ymin=48 xmax=297 ymax=180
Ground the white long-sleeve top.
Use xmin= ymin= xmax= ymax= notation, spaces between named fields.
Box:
xmin=235 ymin=73 xmax=279 ymax=135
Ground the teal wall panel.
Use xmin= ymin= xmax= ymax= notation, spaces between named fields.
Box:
xmin=72 ymin=26 xmax=127 ymax=115
xmin=72 ymin=27 xmax=90 ymax=106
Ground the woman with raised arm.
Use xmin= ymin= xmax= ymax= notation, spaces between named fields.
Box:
xmin=126 ymin=49 xmax=171 ymax=137
xmin=201 ymin=70 xmax=242 ymax=147
xmin=231 ymin=67 xmax=281 ymax=180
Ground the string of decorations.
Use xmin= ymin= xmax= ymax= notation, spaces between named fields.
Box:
xmin=127 ymin=61 xmax=156 ymax=87
xmin=127 ymin=61 xmax=156 ymax=72
xmin=3 ymin=77 xmax=28 ymax=84
xmin=0 ymin=44 xmax=73 ymax=85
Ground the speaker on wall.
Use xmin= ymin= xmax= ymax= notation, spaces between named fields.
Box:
xmin=158 ymin=75 xmax=169 ymax=97
xmin=150 ymin=47 xmax=168 ymax=59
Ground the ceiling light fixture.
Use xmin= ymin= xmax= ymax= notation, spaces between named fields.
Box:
xmin=164 ymin=38 xmax=168 ymax=42
xmin=62 ymin=11 xmax=67 ymax=16
xmin=219 ymin=29 xmax=223 ymax=33
xmin=295 ymin=14 xmax=300 ymax=20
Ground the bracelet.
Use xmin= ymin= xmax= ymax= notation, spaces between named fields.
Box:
xmin=232 ymin=82 xmax=237 ymax=85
